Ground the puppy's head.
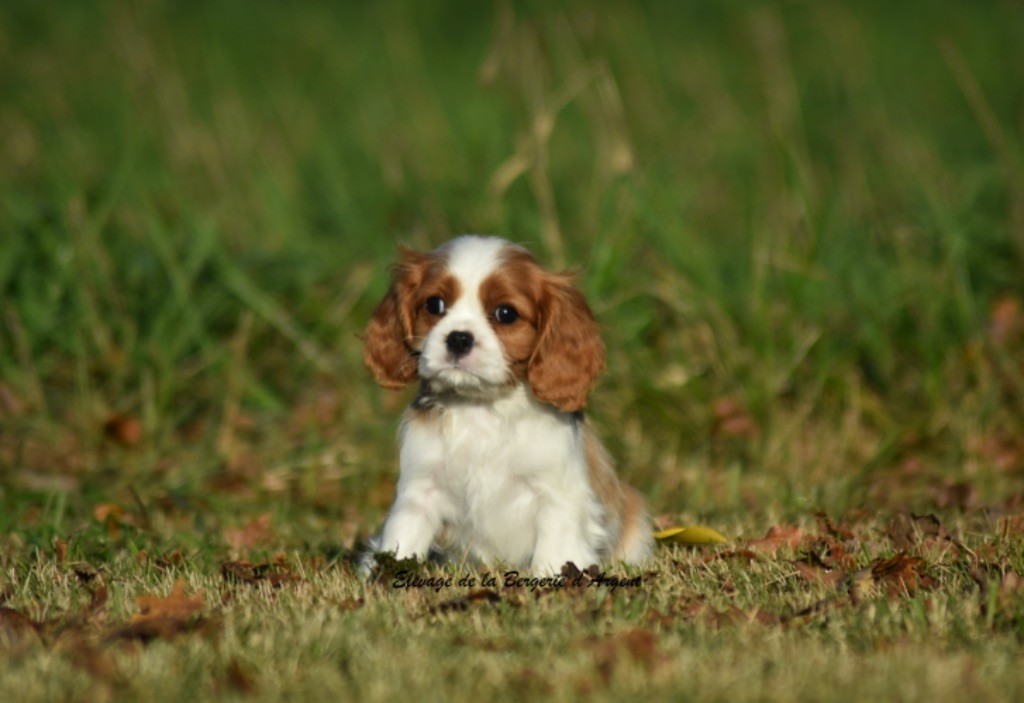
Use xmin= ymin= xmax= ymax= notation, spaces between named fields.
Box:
xmin=363 ymin=236 xmax=605 ymax=412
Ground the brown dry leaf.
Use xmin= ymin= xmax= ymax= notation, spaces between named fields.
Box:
xmin=224 ymin=513 xmax=274 ymax=551
xmin=711 ymin=398 xmax=760 ymax=439
xmin=746 ymin=525 xmax=804 ymax=554
xmin=589 ymin=628 xmax=667 ymax=685
xmin=697 ymin=549 xmax=759 ymax=565
xmin=556 ymin=562 xmax=604 ymax=595
xmin=111 ymin=581 xmax=205 ymax=643
xmin=103 ymin=413 xmax=142 ymax=446
xmin=136 ymin=581 xmax=204 ymax=620
xmin=814 ymin=512 xmax=855 ymax=540
xmin=805 ymin=532 xmax=859 ymax=572
xmin=92 ymin=504 xmax=135 ymax=540
xmin=683 ymin=601 xmax=781 ymax=628
xmin=225 ymin=660 xmax=258 ymax=694
xmin=929 ymin=481 xmax=978 ymax=511
xmin=54 ymin=537 xmax=68 ymax=564
xmin=793 ymin=558 xmax=846 ymax=587
xmin=0 ymin=607 xmax=40 ymax=637
xmin=998 ymin=513 xmax=1024 ymax=537
xmin=92 ymin=504 xmax=125 ymax=523
xmin=989 ymin=295 xmax=1024 ymax=345
xmin=208 ymin=472 xmax=253 ymax=495
xmin=973 ymin=432 xmax=1024 ymax=473
xmin=430 ymin=589 xmax=503 ymax=615
xmin=86 ymin=585 xmax=109 ymax=620
xmin=870 ymin=553 xmax=937 ymax=597
xmin=154 ymin=550 xmax=186 ymax=570
xmin=65 ymin=637 xmax=121 ymax=681
xmin=220 ymin=560 xmax=300 ymax=588
xmin=886 ymin=512 xmax=950 ymax=550
xmin=111 ymin=617 xmax=191 ymax=643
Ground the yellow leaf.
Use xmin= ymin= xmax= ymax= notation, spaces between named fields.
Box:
xmin=653 ymin=525 xmax=728 ymax=545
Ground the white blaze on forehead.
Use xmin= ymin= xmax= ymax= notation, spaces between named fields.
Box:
xmin=437 ymin=236 xmax=514 ymax=303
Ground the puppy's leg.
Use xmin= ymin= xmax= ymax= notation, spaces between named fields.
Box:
xmin=360 ymin=412 xmax=452 ymax=577
xmin=529 ymin=495 xmax=600 ymax=576
xmin=360 ymin=477 xmax=445 ymax=573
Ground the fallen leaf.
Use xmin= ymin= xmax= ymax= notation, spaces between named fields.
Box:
xmin=154 ymin=550 xmax=186 ymax=570
xmin=815 ymin=512 xmax=855 ymax=540
xmin=220 ymin=560 xmax=300 ymax=588
xmin=225 ymin=660 xmax=258 ymax=694
xmin=136 ymin=581 xmax=204 ymax=620
xmin=653 ymin=525 xmax=728 ymax=545
xmin=430 ymin=589 xmax=502 ymax=615
xmin=92 ymin=504 xmax=135 ymax=540
xmin=111 ymin=617 xmax=194 ymax=643
xmin=870 ymin=553 xmax=937 ymax=597
xmin=989 ymin=295 xmax=1024 ymax=345
xmin=973 ymin=432 xmax=1024 ymax=473
xmin=886 ymin=512 xmax=951 ymax=550
xmin=793 ymin=558 xmax=846 ymax=587
xmin=746 ymin=525 xmax=804 ymax=554
xmin=54 ymin=538 xmax=68 ymax=564
xmin=65 ymin=637 xmax=121 ymax=681
xmin=998 ymin=513 xmax=1024 ymax=537
xmin=558 ymin=563 xmax=603 ymax=595
xmin=683 ymin=601 xmax=782 ymax=628
xmin=711 ymin=398 xmax=760 ymax=439
xmin=103 ymin=413 xmax=142 ymax=446
xmin=224 ymin=513 xmax=274 ymax=551
xmin=589 ymin=628 xmax=667 ymax=685
xmin=929 ymin=481 xmax=978 ymax=511
xmin=111 ymin=582 xmax=205 ymax=643
xmin=92 ymin=504 xmax=125 ymax=523
xmin=86 ymin=585 xmax=109 ymax=619
xmin=0 ymin=607 xmax=40 ymax=637
xmin=697 ymin=549 xmax=759 ymax=564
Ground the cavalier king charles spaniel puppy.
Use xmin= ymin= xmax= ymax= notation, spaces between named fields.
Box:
xmin=361 ymin=235 xmax=652 ymax=576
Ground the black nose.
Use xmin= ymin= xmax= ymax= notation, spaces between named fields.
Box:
xmin=445 ymin=331 xmax=474 ymax=357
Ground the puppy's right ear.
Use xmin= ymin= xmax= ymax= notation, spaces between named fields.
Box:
xmin=363 ymin=248 xmax=429 ymax=388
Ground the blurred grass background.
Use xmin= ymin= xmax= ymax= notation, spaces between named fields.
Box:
xmin=2 ymin=0 xmax=1023 ymax=550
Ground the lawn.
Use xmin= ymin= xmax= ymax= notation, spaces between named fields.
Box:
xmin=2 ymin=0 xmax=1024 ymax=700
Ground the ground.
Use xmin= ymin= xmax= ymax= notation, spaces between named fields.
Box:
xmin=2 ymin=1 xmax=1024 ymax=701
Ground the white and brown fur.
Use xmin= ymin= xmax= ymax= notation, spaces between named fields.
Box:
xmin=361 ymin=235 xmax=652 ymax=575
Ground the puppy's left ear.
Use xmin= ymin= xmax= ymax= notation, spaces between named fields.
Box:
xmin=527 ymin=275 xmax=606 ymax=412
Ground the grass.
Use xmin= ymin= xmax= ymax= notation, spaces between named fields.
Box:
xmin=2 ymin=0 xmax=1024 ymax=700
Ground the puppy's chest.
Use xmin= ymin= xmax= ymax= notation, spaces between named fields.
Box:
xmin=435 ymin=405 xmax=572 ymax=484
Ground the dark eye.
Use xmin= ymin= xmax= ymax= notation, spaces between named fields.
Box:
xmin=425 ymin=296 xmax=446 ymax=315
xmin=493 ymin=305 xmax=519 ymax=324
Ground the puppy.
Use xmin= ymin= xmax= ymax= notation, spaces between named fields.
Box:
xmin=361 ymin=235 xmax=652 ymax=576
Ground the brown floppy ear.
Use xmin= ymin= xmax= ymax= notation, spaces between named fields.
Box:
xmin=363 ymin=248 xmax=428 ymax=388
xmin=527 ymin=275 xmax=606 ymax=412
